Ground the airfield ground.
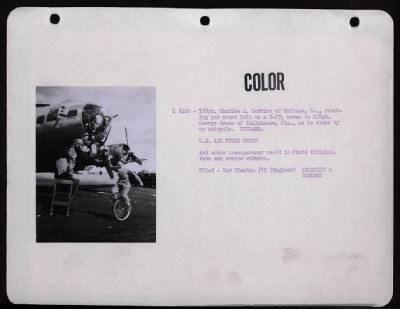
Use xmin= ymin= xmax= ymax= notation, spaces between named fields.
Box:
xmin=36 ymin=187 xmax=156 ymax=242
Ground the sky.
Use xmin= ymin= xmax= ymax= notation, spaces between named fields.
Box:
xmin=37 ymin=87 xmax=156 ymax=172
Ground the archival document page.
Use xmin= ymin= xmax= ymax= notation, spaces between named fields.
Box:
xmin=7 ymin=8 xmax=393 ymax=306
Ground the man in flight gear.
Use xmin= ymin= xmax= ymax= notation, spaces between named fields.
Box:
xmin=55 ymin=132 xmax=94 ymax=178
xmin=116 ymin=150 xmax=144 ymax=186
xmin=111 ymin=163 xmax=136 ymax=210
xmin=110 ymin=149 xmax=144 ymax=208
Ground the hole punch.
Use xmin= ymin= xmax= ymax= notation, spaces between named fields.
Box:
xmin=350 ymin=16 xmax=359 ymax=27
xmin=50 ymin=14 xmax=60 ymax=25
xmin=200 ymin=16 xmax=210 ymax=26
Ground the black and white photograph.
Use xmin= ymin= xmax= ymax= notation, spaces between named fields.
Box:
xmin=36 ymin=87 xmax=156 ymax=242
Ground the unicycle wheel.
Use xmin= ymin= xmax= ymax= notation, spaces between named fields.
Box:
xmin=113 ymin=199 xmax=132 ymax=221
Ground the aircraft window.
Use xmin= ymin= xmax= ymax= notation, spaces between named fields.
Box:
xmin=67 ymin=109 xmax=78 ymax=117
xmin=36 ymin=115 xmax=45 ymax=124
xmin=46 ymin=107 xmax=59 ymax=122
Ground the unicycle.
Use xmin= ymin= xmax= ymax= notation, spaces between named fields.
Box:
xmin=113 ymin=198 xmax=132 ymax=221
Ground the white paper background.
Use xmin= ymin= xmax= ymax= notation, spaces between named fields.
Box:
xmin=7 ymin=8 xmax=393 ymax=305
